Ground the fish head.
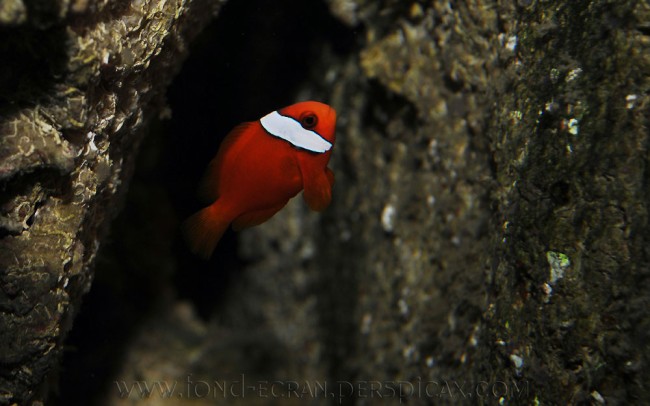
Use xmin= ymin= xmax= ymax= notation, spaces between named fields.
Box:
xmin=278 ymin=101 xmax=337 ymax=146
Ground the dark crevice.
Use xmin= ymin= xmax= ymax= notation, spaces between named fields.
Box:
xmin=0 ymin=25 xmax=67 ymax=113
xmin=55 ymin=0 xmax=357 ymax=404
xmin=0 ymin=166 xmax=70 ymax=210
xmin=60 ymin=128 xmax=88 ymax=146
xmin=0 ymin=168 xmax=72 ymax=238
xmin=24 ymin=200 xmax=41 ymax=228
xmin=22 ymin=0 xmax=67 ymax=28
xmin=166 ymin=0 xmax=357 ymax=319
xmin=362 ymin=79 xmax=419 ymax=135
xmin=443 ymin=72 xmax=465 ymax=93
xmin=67 ymin=0 xmax=134 ymax=32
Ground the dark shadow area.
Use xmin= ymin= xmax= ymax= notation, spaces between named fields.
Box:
xmin=0 ymin=25 xmax=67 ymax=113
xmin=53 ymin=0 xmax=357 ymax=404
xmin=165 ymin=0 xmax=356 ymax=319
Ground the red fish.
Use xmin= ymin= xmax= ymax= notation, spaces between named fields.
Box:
xmin=183 ymin=101 xmax=337 ymax=259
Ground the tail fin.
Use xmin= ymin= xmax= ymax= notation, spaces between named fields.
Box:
xmin=182 ymin=203 xmax=230 ymax=260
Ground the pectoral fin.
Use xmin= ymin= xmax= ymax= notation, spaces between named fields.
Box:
xmin=303 ymin=168 xmax=333 ymax=212
xmin=325 ymin=167 xmax=335 ymax=187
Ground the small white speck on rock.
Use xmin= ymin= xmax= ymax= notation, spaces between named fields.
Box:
xmin=402 ymin=345 xmax=416 ymax=360
xmin=510 ymin=354 xmax=524 ymax=370
xmin=566 ymin=67 xmax=582 ymax=82
xmin=591 ymin=391 xmax=605 ymax=404
xmin=505 ymin=35 xmax=518 ymax=52
xmin=397 ymin=299 xmax=409 ymax=316
xmin=626 ymin=94 xmax=638 ymax=109
xmin=381 ymin=204 xmax=396 ymax=233
xmin=567 ymin=118 xmax=579 ymax=135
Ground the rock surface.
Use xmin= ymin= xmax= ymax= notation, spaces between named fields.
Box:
xmin=0 ymin=0 xmax=223 ymax=404
xmin=2 ymin=0 xmax=649 ymax=405
xmin=224 ymin=0 xmax=650 ymax=403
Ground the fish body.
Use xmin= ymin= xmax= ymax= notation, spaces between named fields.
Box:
xmin=183 ymin=101 xmax=337 ymax=258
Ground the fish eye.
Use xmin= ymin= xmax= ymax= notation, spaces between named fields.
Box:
xmin=300 ymin=112 xmax=318 ymax=129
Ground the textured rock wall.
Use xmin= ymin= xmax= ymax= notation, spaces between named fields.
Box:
xmin=108 ymin=0 xmax=514 ymax=404
xmin=218 ymin=0 xmax=650 ymax=404
xmin=482 ymin=1 xmax=650 ymax=403
xmin=2 ymin=0 xmax=649 ymax=404
xmin=0 ymin=0 xmax=223 ymax=404
xmin=214 ymin=0 xmax=500 ymax=395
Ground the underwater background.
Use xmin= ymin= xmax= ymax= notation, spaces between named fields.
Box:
xmin=0 ymin=0 xmax=649 ymax=404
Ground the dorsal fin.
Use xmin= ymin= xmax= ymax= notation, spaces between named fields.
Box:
xmin=198 ymin=122 xmax=254 ymax=203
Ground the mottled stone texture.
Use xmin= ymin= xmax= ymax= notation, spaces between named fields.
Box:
xmin=0 ymin=0 xmax=223 ymax=404
xmin=200 ymin=0 xmax=647 ymax=404
xmin=3 ymin=0 xmax=650 ymax=405
xmin=482 ymin=1 xmax=650 ymax=403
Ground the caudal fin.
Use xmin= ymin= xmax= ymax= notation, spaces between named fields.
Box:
xmin=182 ymin=204 xmax=230 ymax=259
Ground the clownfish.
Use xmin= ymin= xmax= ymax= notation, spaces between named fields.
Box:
xmin=183 ymin=101 xmax=337 ymax=259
